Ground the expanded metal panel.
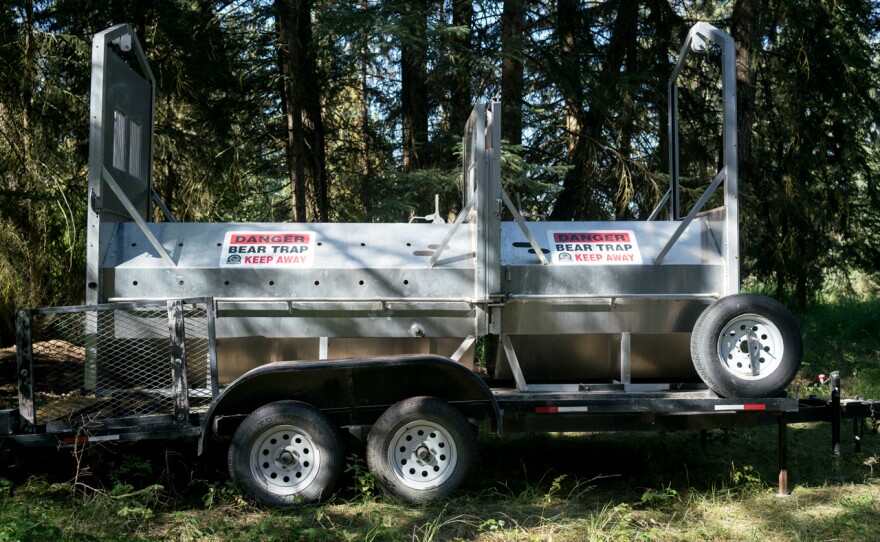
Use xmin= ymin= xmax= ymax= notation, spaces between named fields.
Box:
xmin=19 ymin=300 xmax=215 ymax=427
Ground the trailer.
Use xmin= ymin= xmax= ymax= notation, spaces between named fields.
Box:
xmin=1 ymin=22 xmax=878 ymax=507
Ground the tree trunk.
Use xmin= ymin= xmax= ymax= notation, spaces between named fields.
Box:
xmin=731 ymin=0 xmax=761 ymax=203
xmin=400 ymin=0 xmax=429 ymax=172
xmin=501 ymin=0 xmax=524 ymax=146
xmin=275 ymin=0 xmax=327 ymax=222
xmin=448 ymin=0 xmax=473 ymax=138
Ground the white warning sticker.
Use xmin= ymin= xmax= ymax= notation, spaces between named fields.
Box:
xmin=219 ymin=231 xmax=316 ymax=267
xmin=548 ymin=230 xmax=642 ymax=265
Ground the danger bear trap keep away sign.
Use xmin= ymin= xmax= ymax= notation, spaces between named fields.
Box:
xmin=548 ymin=230 xmax=643 ymax=265
xmin=220 ymin=231 xmax=317 ymax=267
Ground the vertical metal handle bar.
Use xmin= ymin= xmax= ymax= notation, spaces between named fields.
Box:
xmin=667 ymin=22 xmax=739 ymax=294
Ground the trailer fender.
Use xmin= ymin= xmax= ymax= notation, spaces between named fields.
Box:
xmin=198 ymin=355 xmax=498 ymax=454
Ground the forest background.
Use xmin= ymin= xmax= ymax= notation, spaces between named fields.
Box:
xmin=1 ymin=0 xmax=879 ymax=346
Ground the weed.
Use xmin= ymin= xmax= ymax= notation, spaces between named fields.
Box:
xmin=345 ymin=454 xmax=376 ymax=501
xmin=728 ymin=463 xmax=764 ymax=490
xmin=638 ymin=484 xmax=680 ymax=507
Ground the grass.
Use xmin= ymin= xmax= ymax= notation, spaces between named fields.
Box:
xmin=1 ymin=299 xmax=879 ymax=541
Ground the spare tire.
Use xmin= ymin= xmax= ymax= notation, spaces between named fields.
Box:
xmin=691 ymin=293 xmax=802 ymax=398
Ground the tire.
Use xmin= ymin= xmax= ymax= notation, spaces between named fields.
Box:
xmin=228 ymin=400 xmax=343 ymax=507
xmin=366 ymin=397 xmax=475 ymax=503
xmin=691 ymin=293 xmax=803 ymax=398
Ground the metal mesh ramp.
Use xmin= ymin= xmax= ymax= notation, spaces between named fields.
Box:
xmin=15 ymin=299 xmax=217 ymax=430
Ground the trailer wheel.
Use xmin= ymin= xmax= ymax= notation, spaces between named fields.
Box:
xmin=366 ymin=397 xmax=475 ymax=503
xmin=228 ymin=400 xmax=342 ymax=507
xmin=691 ymin=294 xmax=802 ymax=398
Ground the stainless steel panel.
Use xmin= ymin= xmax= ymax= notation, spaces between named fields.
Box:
xmin=495 ymin=333 xmax=696 ymax=382
xmin=216 ymin=337 xmax=473 ymax=385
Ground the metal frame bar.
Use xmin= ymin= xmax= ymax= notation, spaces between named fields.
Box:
xmin=500 ymin=188 xmax=549 ymax=265
xmin=15 ymin=310 xmax=35 ymax=428
xmin=653 ymin=167 xmax=726 ymax=265
xmin=168 ymin=300 xmax=191 ymax=422
xmin=102 ymin=167 xmax=175 ymax=266
xmin=427 ymin=197 xmax=475 ymax=268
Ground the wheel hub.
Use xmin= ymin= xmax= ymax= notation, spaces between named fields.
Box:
xmin=717 ymin=313 xmax=784 ymax=380
xmin=388 ymin=421 xmax=457 ymax=490
xmin=250 ymin=425 xmax=320 ymax=495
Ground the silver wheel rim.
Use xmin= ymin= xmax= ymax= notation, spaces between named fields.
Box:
xmin=717 ymin=313 xmax=785 ymax=380
xmin=387 ymin=420 xmax=458 ymax=490
xmin=250 ymin=424 xmax=321 ymax=496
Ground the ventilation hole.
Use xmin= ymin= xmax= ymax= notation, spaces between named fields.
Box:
xmin=178 ymin=280 xmax=184 ymax=286
xmin=262 ymin=449 xmax=269 ymax=456
xmin=132 ymin=281 xmax=138 ymax=286
xmin=317 ymin=242 xmax=323 ymax=246
xmin=283 ymin=476 xmax=290 ymax=483
xmin=270 ymin=439 xmax=277 ymax=445
xmin=295 ymin=437 xmax=302 ymax=444
xmin=296 ymin=472 xmax=302 ymax=478
xmin=360 ymin=242 xmax=366 ymax=246
xmin=417 ymin=430 xmax=424 ymax=436
xmin=403 ymin=280 xmax=409 ymax=285
xmin=438 ymin=442 xmax=445 ymax=448
xmin=728 ymin=354 xmax=734 ymax=360
xmin=736 ymin=362 xmax=743 ymax=368
xmin=216 ymin=243 xmax=222 ymax=247
xmin=406 ymin=435 xmax=413 ymax=441
xmin=303 ymin=448 xmax=309 ymax=455
xmin=729 ymin=331 xmax=736 ymax=336
xmin=263 ymin=462 xmax=269 ymax=469
xmin=401 ymin=459 xmax=407 ymax=465
xmin=440 ymin=454 xmax=446 ymax=461
xmin=400 ymin=446 xmax=406 ymax=453
xmin=413 ymin=250 xmax=434 ymax=256
xmin=428 ymin=244 xmax=440 ymax=249
xmin=740 ymin=325 xmax=746 ymax=330
xmin=178 ymin=242 xmax=184 ymax=247
xmin=224 ymin=280 xmax=230 ymax=286
xmin=433 ymin=466 xmax=440 ymax=472
xmin=761 ymin=334 xmax=768 ymax=340
xmin=764 ymin=346 xmax=770 ymax=352
xmin=760 ymin=357 xmax=766 ymax=363
xmin=283 ymin=434 xmax=289 ymax=440
xmin=406 ymin=242 xmax=412 ymax=246
xmin=409 ymin=468 xmax=416 ymax=475
xmin=131 ymin=242 xmax=137 ymax=247
xmin=430 ymin=432 xmax=436 ymax=438
xmin=422 ymin=471 xmax=428 ymax=477
xmin=269 ymin=280 xmax=275 ymax=286
xmin=314 ymin=281 xmax=320 ymax=286
xmin=270 ymin=472 xmax=277 ymax=479
xmin=303 ymin=461 xmax=309 ymax=468
xmin=358 ymin=280 xmax=365 ymax=285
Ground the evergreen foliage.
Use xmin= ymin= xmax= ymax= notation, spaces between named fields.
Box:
xmin=1 ymin=0 xmax=878 ymax=343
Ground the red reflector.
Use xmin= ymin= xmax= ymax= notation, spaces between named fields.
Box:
xmin=535 ymin=407 xmax=559 ymax=413
xmin=62 ymin=436 xmax=88 ymax=445
xmin=743 ymin=404 xmax=766 ymax=411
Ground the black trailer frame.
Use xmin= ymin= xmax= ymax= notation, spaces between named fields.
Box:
xmin=2 ymin=298 xmax=879 ymax=497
